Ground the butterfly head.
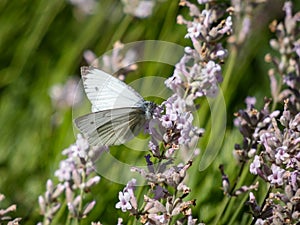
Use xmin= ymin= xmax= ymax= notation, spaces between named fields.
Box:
xmin=142 ymin=101 xmax=157 ymax=120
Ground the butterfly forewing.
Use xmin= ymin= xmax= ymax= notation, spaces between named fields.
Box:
xmin=75 ymin=107 xmax=147 ymax=146
xmin=81 ymin=67 xmax=144 ymax=112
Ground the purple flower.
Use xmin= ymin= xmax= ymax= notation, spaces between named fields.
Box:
xmin=148 ymin=140 xmax=160 ymax=156
xmin=49 ymin=77 xmax=83 ymax=110
xmin=213 ymin=43 xmax=228 ymax=60
xmin=84 ymin=42 xmax=138 ymax=79
xmin=55 ymin=159 xmax=76 ymax=182
xmin=250 ymin=155 xmax=261 ymax=175
xmin=245 ymin=96 xmax=256 ymax=110
xmin=218 ymin=16 xmax=233 ymax=34
xmin=115 ymin=191 xmax=132 ymax=212
xmin=275 ymin=146 xmax=289 ymax=163
xmin=255 ymin=218 xmax=266 ymax=225
xmin=67 ymin=0 xmax=98 ymax=15
xmin=165 ymin=50 xmax=223 ymax=103
xmin=267 ymin=164 xmax=285 ymax=186
xmin=122 ymin=0 xmax=155 ymax=18
xmin=161 ymin=114 xmax=173 ymax=128
xmin=147 ymin=214 xmax=168 ymax=224
xmin=294 ymin=41 xmax=300 ymax=57
xmin=158 ymin=95 xmax=200 ymax=148
xmin=55 ymin=134 xmax=95 ymax=182
xmin=185 ymin=22 xmax=202 ymax=39
xmin=290 ymin=171 xmax=298 ymax=191
xmin=197 ymin=0 xmax=209 ymax=4
xmin=62 ymin=134 xmax=90 ymax=160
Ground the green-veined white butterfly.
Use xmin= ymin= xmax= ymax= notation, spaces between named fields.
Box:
xmin=75 ymin=66 xmax=156 ymax=146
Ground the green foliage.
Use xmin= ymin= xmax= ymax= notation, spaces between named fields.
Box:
xmin=0 ymin=0 xmax=298 ymax=224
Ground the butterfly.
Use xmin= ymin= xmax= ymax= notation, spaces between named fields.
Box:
xmin=75 ymin=66 xmax=156 ymax=146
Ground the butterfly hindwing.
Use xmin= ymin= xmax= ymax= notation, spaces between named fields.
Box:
xmin=75 ymin=107 xmax=146 ymax=146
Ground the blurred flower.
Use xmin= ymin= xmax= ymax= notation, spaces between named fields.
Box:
xmin=49 ymin=77 xmax=82 ymax=109
xmin=38 ymin=134 xmax=102 ymax=223
xmin=122 ymin=0 xmax=155 ymax=18
xmin=245 ymin=96 xmax=256 ymax=110
xmin=266 ymin=1 xmax=300 ymax=108
xmin=83 ymin=41 xmax=138 ymax=80
xmin=229 ymin=0 xmax=267 ymax=46
xmin=0 ymin=193 xmax=21 ymax=224
xmin=55 ymin=134 xmax=103 ymax=187
xmin=117 ymin=218 xmax=123 ymax=225
xmin=232 ymin=182 xmax=259 ymax=196
xmin=67 ymin=0 xmax=98 ymax=15
xmin=91 ymin=222 xmax=103 ymax=225
xmin=38 ymin=180 xmax=64 ymax=225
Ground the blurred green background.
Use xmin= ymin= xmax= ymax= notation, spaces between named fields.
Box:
xmin=0 ymin=0 xmax=298 ymax=224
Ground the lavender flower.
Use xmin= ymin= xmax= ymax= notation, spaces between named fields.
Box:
xmin=249 ymin=155 xmax=261 ymax=175
xmin=115 ymin=178 xmax=137 ymax=214
xmin=266 ymin=1 xmax=300 ymax=108
xmin=49 ymin=77 xmax=83 ymax=110
xmin=115 ymin=159 xmax=201 ymax=224
xmin=38 ymin=134 xmax=102 ymax=224
xmin=233 ymin=98 xmax=280 ymax=162
xmin=267 ymin=164 xmax=285 ymax=186
xmin=83 ymin=41 xmax=138 ymax=80
xmin=38 ymin=180 xmax=64 ymax=225
xmin=122 ymin=0 xmax=155 ymax=18
xmin=245 ymin=192 xmax=261 ymax=219
xmin=0 ymin=194 xmax=21 ymax=224
xmin=115 ymin=192 xmax=132 ymax=212
xmin=116 ymin=1 xmax=231 ymax=223
xmin=91 ymin=219 xmax=124 ymax=225
xmin=219 ymin=164 xmax=230 ymax=195
xmin=232 ymin=61 xmax=300 ymax=225
xmin=166 ymin=0 xmax=231 ymax=108
xmin=229 ymin=0 xmax=267 ymax=46
xmin=67 ymin=0 xmax=98 ymax=15
xmin=229 ymin=4 xmax=300 ymax=216
xmin=55 ymin=133 xmax=95 ymax=183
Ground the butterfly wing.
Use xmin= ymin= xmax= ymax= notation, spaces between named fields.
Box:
xmin=81 ymin=66 xmax=144 ymax=112
xmin=74 ymin=107 xmax=147 ymax=146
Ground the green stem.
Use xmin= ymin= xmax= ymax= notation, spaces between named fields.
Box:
xmin=78 ymin=170 xmax=86 ymax=223
xmin=212 ymin=163 xmax=246 ymax=224
xmin=107 ymin=15 xmax=133 ymax=49
xmin=3 ymin=0 xmax=64 ymax=86
xmin=66 ymin=203 xmax=71 ymax=225
xmin=52 ymin=201 xmax=67 ymax=225
xmin=227 ymin=192 xmax=250 ymax=225
xmin=50 ymin=0 xmax=111 ymax=83
xmin=219 ymin=161 xmax=251 ymax=224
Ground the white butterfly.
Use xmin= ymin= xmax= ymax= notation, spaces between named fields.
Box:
xmin=75 ymin=66 xmax=156 ymax=146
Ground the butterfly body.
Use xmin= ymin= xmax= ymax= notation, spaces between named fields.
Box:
xmin=75 ymin=67 xmax=156 ymax=146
